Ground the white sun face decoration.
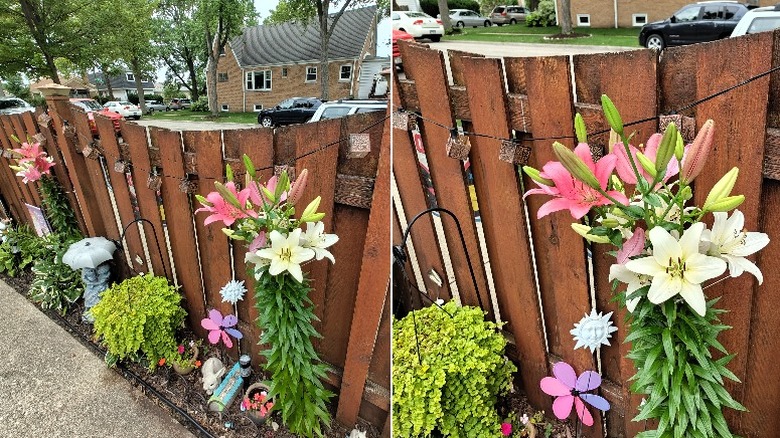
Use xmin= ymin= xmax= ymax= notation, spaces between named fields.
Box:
xmin=570 ymin=309 xmax=618 ymax=353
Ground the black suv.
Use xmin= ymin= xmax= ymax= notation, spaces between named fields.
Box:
xmin=257 ymin=97 xmax=322 ymax=128
xmin=639 ymin=2 xmax=752 ymax=50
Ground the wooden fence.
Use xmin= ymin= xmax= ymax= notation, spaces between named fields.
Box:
xmin=0 ymin=94 xmax=390 ymax=433
xmin=393 ymin=30 xmax=780 ymax=437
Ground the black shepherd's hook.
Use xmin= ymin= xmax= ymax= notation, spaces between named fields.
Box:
xmin=115 ymin=218 xmax=171 ymax=280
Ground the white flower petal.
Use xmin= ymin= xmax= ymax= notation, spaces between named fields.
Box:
xmin=726 ymin=209 xmax=745 ymax=234
xmin=288 ymin=263 xmax=304 ymax=283
xmin=625 ymin=256 xmax=666 ymax=277
xmin=683 ymin=253 xmax=726 ymax=285
xmin=256 ymin=248 xmax=277 ymax=260
xmin=609 ymin=264 xmax=636 ymax=283
xmin=268 ymin=230 xmax=286 ymax=247
xmin=723 ymin=255 xmax=764 ymax=284
xmin=648 ymin=226 xmax=681 ymax=267
xmin=268 ymin=258 xmax=287 ymax=276
xmin=647 ymin=273 xmax=681 ymax=304
xmin=679 ymin=280 xmax=706 ymax=316
xmin=290 ymin=247 xmax=315 ymax=264
xmin=679 ymin=222 xmax=705 ymax=260
xmin=730 ymin=232 xmax=769 ymax=257
xmin=626 ymin=296 xmax=641 ymax=313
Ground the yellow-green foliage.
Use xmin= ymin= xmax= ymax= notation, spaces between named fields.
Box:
xmin=91 ymin=274 xmax=186 ymax=369
xmin=392 ymin=302 xmax=516 ymax=438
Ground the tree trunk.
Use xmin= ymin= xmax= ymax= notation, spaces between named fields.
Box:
xmin=206 ymin=29 xmax=220 ymax=116
xmin=560 ymin=0 xmax=573 ymax=35
xmin=186 ymin=56 xmax=200 ymax=101
xmin=130 ymin=57 xmax=146 ymax=113
xmin=19 ymin=0 xmax=60 ymax=83
xmin=319 ymin=14 xmax=330 ymax=101
xmin=437 ymin=0 xmax=452 ymax=32
xmin=101 ymin=64 xmax=115 ymax=99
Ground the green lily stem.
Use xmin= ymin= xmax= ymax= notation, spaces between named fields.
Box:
xmin=596 ymin=187 xmax=629 ymax=209
xmin=621 ymin=133 xmax=645 ymax=195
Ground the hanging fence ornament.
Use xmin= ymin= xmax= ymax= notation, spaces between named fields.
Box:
xmin=32 ymin=133 xmax=46 ymax=147
xmin=179 ymin=174 xmax=198 ymax=193
xmin=498 ymin=139 xmax=531 ymax=165
xmin=62 ymin=122 xmax=77 ymax=140
xmin=220 ymin=279 xmax=247 ymax=305
xmin=274 ymin=165 xmax=295 ymax=181
xmin=147 ymin=172 xmax=162 ymax=191
xmin=659 ymin=114 xmax=697 ymax=144
xmin=570 ymin=309 xmax=618 ymax=353
xmin=348 ymin=133 xmax=371 ymax=159
xmin=37 ymin=112 xmax=52 ymax=127
xmin=82 ymin=144 xmax=99 ymax=160
xmin=589 ymin=142 xmax=605 ymax=161
xmin=392 ymin=110 xmax=410 ymax=131
xmin=114 ymin=160 xmax=129 ymax=173
xmin=446 ymin=128 xmax=471 ymax=160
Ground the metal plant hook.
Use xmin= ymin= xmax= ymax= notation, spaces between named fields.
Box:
xmin=116 ymin=218 xmax=171 ymax=280
xmin=395 ymin=207 xmax=486 ymax=313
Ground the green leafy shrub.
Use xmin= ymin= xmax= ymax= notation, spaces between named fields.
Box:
xmin=91 ymin=273 xmax=186 ymax=369
xmin=420 ymin=0 xmax=481 ymax=18
xmin=525 ymin=0 xmax=556 ymax=27
xmin=393 ymin=302 xmax=516 ymax=438
xmin=0 ymin=224 xmax=46 ymax=277
xmin=190 ymin=96 xmax=209 ymax=112
xmin=40 ymin=176 xmax=81 ymax=240
xmin=28 ymin=234 xmax=83 ymax=315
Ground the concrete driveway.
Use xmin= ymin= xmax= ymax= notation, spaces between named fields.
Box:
xmin=135 ymin=119 xmax=257 ymax=131
xmin=430 ymin=40 xmax=638 ymax=57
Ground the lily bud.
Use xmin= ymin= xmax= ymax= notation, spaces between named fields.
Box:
xmin=552 ymin=142 xmax=601 ymax=190
xmin=222 ymin=228 xmax=235 ymax=238
xmin=522 ymin=166 xmax=554 ymax=186
xmin=274 ymin=171 xmax=290 ymax=201
xmin=674 ymin=132 xmax=685 ymax=161
xmin=301 ymin=196 xmax=322 ymax=222
xmin=600 ymin=218 xmax=620 ymax=228
xmin=214 ymin=181 xmax=243 ymax=209
xmin=608 ymin=130 xmax=621 ymax=153
xmin=226 ymin=164 xmax=234 ymax=182
xmin=610 ymin=175 xmax=624 ymax=193
xmin=654 ymin=122 xmax=677 ymax=174
xmin=242 ymin=154 xmax=256 ymax=178
xmin=636 ymin=152 xmax=657 ymax=178
xmin=287 ymin=169 xmax=308 ymax=205
xmin=679 ymin=185 xmax=692 ymax=201
xmin=681 ymin=119 xmax=714 ymax=183
xmin=571 ymin=223 xmax=611 ymax=244
xmin=575 ymin=113 xmax=587 ymax=144
xmin=704 ymin=195 xmax=745 ymax=212
xmin=601 ymin=95 xmax=624 ymax=136
xmin=704 ymin=167 xmax=739 ymax=210
xmin=195 ymin=194 xmax=213 ymax=207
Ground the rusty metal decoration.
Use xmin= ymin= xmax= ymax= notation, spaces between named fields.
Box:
xmin=498 ymin=138 xmax=531 ymax=165
xmin=445 ymin=128 xmax=471 ymax=160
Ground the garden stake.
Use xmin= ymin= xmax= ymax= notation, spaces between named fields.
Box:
xmin=116 ymin=218 xmax=171 ymax=280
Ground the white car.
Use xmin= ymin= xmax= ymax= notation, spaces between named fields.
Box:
xmin=0 ymin=97 xmax=34 ymax=115
xmin=103 ymin=101 xmax=142 ymax=119
xmin=308 ymin=100 xmax=387 ymax=123
xmin=441 ymin=9 xmax=492 ymax=28
xmin=391 ymin=11 xmax=444 ymax=42
xmin=731 ymin=5 xmax=780 ymax=37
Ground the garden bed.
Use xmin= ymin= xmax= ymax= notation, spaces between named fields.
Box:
xmin=2 ymin=272 xmax=379 ymax=438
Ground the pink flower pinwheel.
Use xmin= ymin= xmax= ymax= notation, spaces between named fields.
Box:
xmin=525 ymin=143 xmax=628 ymax=219
xmin=201 ymin=309 xmax=243 ymax=348
xmin=540 ymin=362 xmax=610 ymax=426
xmin=195 ymin=181 xmax=256 ymax=226
xmin=613 ymin=134 xmax=684 ymax=185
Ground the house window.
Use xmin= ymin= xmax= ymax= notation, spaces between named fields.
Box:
xmin=632 ymin=14 xmax=648 ymax=27
xmin=218 ymin=72 xmax=229 ymax=82
xmin=126 ymin=73 xmax=135 ymax=82
xmin=282 ymin=68 xmax=288 ymax=78
xmin=577 ymin=14 xmax=591 ymax=27
xmin=253 ymin=104 xmax=263 ymax=112
xmin=246 ymin=70 xmax=272 ymax=90
xmin=306 ymin=66 xmax=317 ymax=82
xmin=221 ymin=104 xmax=229 ymax=112
xmin=340 ymin=65 xmax=352 ymax=81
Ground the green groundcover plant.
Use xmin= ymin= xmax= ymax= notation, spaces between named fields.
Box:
xmin=28 ymin=233 xmax=83 ymax=315
xmin=523 ymin=95 xmax=769 ymax=436
xmin=91 ymin=274 xmax=186 ymax=369
xmin=0 ymin=223 xmax=46 ymax=277
xmin=393 ymin=302 xmax=516 ymax=438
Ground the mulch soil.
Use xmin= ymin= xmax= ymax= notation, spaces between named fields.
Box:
xmin=3 ymin=271 xmax=379 ymax=438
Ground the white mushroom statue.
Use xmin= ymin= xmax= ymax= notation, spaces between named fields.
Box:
xmin=62 ymin=237 xmax=116 ymax=322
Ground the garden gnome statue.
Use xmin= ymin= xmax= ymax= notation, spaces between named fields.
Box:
xmin=62 ymin=237 xmax=117 ymax=323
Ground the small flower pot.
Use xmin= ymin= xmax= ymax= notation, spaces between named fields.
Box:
xmin=172 ymin=345 xmax=199 ymax=375
xmin=243 ymin=382 xmax=274 ymax=427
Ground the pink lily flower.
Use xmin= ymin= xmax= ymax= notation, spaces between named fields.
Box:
xmin=613 ymin=134 xmax=683 ymax=185
xmin=12 ymin=142 xmax=46 ymax=160
xmin=247 ymin=176 xmax=287 ymax=206
xmin=16 ymin=165 xmax=42 ymax=184
xmin=195 ymin=182 xmax=256 ymax=226
xmin=247 ymin=231 xmax=267 ymax=252
xmin=525 ymin=143 xmax=628 ymax=220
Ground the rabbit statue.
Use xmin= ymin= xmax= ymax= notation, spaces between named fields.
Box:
xmin=201 ymin=357 xmax=226 ymax=395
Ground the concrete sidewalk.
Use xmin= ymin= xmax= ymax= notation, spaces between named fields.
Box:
xmin=0 ymin=279 xmax=195 ymax=438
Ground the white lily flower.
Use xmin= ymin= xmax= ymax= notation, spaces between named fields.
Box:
xmin=299 ymin=222 xmax=339 ymax=263
xmin=625 ymin=223 xmax=726 ymax=316
xmin=256 ymin=229 xmax=315 ymax=282
xmin=609 ymin=264 xmax=650 ymax=312
xmin=702 ymin=210 xmax=769 ymax=284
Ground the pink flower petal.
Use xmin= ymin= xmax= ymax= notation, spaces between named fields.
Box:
xmin=552 ymin=395 xmax=575 ymax=420
xmin=541 ymin=377 xmax=572 ymax=397
xmin=208 ymin=309 xmax=223 ymax=325
xmin=574 ymin=397 xmax=594 ymax=426
xmin=221 ymin=330 xmax=233 ymax=348
xmin=552 ymin=362 xmax=577 ymax=389
xmin=207 ymin=329 xmax=221 ymax=344
xmin=617 ymin=228 xmax=645 ymax=265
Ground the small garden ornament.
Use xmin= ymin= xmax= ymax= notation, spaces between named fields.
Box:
xmin=62 ymin=237 xmax=116 ymax=322
xmin=202 ymin=357 xmax=226 ymax=395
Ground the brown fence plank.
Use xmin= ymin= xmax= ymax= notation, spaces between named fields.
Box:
xmin=0 ymin=117 xmax=32 ymax=223
xmin=121 ymin=123 xmax=171 ymax=277
xmin=336 ymin=115 xmax=390 ymax=425
xmin=8 ymin=113 xmax=43 ymax=207
xmin=391 ymin=74 xmax=451 ymax=301
xmin=461 ymin=55 xmax=554 ymax=413
xmin=0 ymin=115 xmax=38 ymax=209
xmin=153 ymin=127 xmax=207 ymax=337
xmin=690 ymin=33 xmax=773 ymax=433
xmin=95 ymin=115 xmax=146 ymax=273
xmin=398 ymin=41 xmax=491 ymax=313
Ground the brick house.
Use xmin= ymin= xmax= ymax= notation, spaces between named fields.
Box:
xmin=555 ymin=0 xmax=775 ymax=28
xmin=215 ymin=6 xmax=378 ymax=113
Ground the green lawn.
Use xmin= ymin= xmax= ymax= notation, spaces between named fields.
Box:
xmin=444 ymin=25 xmax=641 ymax=47
xmin=145 ymin=109 xmax=258 ymax=124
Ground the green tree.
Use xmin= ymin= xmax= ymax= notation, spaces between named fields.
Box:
xmin=266 ymin=0 xmax=376 ymax=100
xmin=155 ymin=0 xmax=207 ymax=101
xmin=3 ymin=74 xmax=31 ymax=100
xmin=198 ymin=0 xmax=255 ymax=115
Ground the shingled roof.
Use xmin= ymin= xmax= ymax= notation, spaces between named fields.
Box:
xmin=231 ymin=6 xmax=376 ymax=68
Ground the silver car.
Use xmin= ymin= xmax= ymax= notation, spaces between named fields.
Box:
xmin=444 ymin=9 xmax=492 ymax=28
xmin=145 ymin=100 xmax=168 ymax=113
xmin=0 ymin=97 xmax=34 ymax=115
xmin=490 ymin=5 xmax=530 ymax=25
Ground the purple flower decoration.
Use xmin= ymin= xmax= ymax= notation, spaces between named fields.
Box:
xmin=201 ymin=309 xmax=243 ymax=348
xmin=540 ymin=362 xmax=610 ymax=426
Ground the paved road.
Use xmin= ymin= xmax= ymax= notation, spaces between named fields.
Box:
xmin=430 ymin=40 xmax=637 ymax=57
xmin=0 ymin=280 xmax=195 ymax=438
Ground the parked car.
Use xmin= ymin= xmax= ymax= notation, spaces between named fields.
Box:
xmin=639 ymin=1 xmax=752 ymax=50
xmin=308 ymin=99 xmax=387 ymax=123
xmin=391 ymin=11 xmax=444 ymax=42
xmin=257 ymin=97 xmax=322 ymax=128
xmin=392 ymin=29 xmax=415 ymax=69
xmin=731 ymin=4 xmax=780 ymax=37
xmin=70 ymin=98 xmax=121 ymax=136
xmin=489 ymin=5 xmax=530 ymax=25
xmin=0 ymin=97 xmax=34 ymax=115
xmin=145 ymin=100 xmax=168 ymax=113
xmin=441 ymin=9 xmax=492 ymax=28
xmin=103 ymin=101 xmax=142 ymax=119
xmin=168 ymin=98 xmax=192 ymax=110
